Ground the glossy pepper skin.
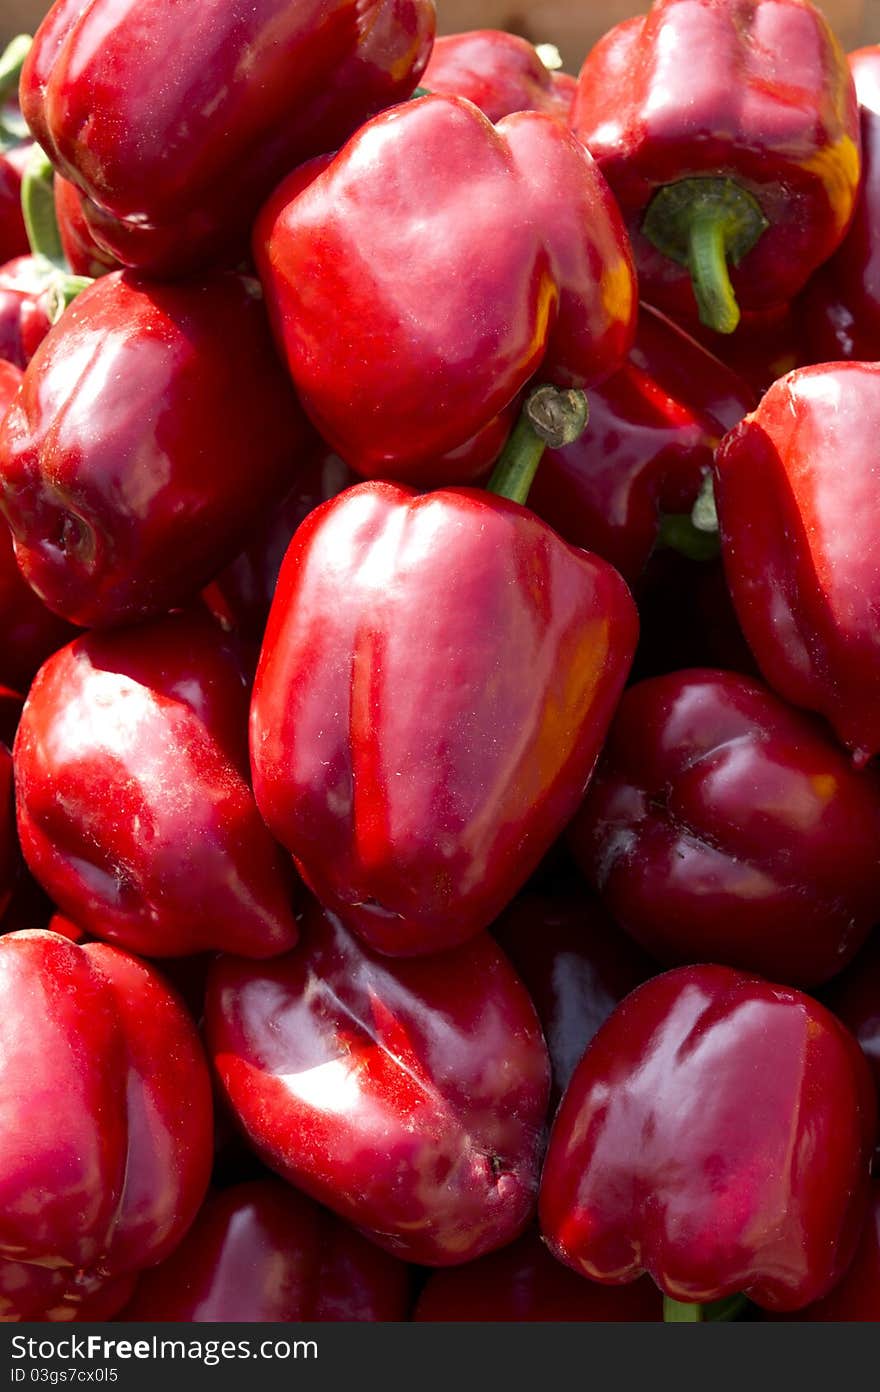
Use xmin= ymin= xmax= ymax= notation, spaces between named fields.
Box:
xmin=0 ymin=270 xmax=315 ymax=627
xmin=21 ymin=0 xmax=436 ymax=276
xmin=714 ymin=362 xmax=880 ymax=763
xmin=492 ymin=890 xmax=655 ymax=1104
xmin=250 ymin=481 xmax=638 ymax=958
xmin=203 ymin=451 xmax=355 ymax=654
xmin=120 ymin=1182 xmax=412 ymax=1322
xmin=206 ymin=903 xmax=551 ymax=1266
xmin=572 ymin=0 xmax=860 ymax=325
xmin=569 ymin=669 xmax=880 ymax=987
xmin=53 ymin=175 xmax=119 ymax=279
xmin=254 ymin=94 xmax=636 ymax=485
xmin=0 ymin=931 xmax=213 ymax=1294
xmin=0 ymin=1262 xmax=135 ymax=1323
xmin=528 ymin=305 xmax=754 ymax=584
xmin=0 ymin=257 xmax=53 ymax=369
xmin=415 ymin=1230 xmax=662 ymax=1321
xmin=767 ymin=1183 xmax=880 ymax=1321
xmin=540 ymin=964 xmax=876 ymax=1311
xmin=802 ymin=49 xmax=880 ymax=361
xmin=422 ymin=30 xmax=576 ymax=123
xmin=14 ymin=612 xmax=299 ymax=959
xmin=0 ymin=361 xmax=76 ymax=692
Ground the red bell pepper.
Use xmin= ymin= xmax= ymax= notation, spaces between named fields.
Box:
xmin=414 ymin=1230 xmax=662 ymax=1321
xmin=120 ymin=1182 xmax=412 ymax=1322
xmin=802 ymin=48 xmax=880 ymax=360
xmin=205 ymin=902 xmax=551 ymax=1266
xmin=569 ymin=668 xmax=880 ymax=987
xmin=766 ymin=1184 xmax=880 ymax=1321
xmin=14 ymin=612 xmax=299 ymax=959
xmin=0 ymin=1262 xmax=135 ymax=1323
xmin=250 ymin=479 xmax=637 ymax=957
xmin=0 ymin=269 xmax=316 ymax=627
xmin=0 ymin=256 xmax=53 ymax=369
xmin=54 ymin=175 xmax=120 ymax=280
xmin=203 ymin=451 xmax=355 ymax=654
xmin=492 ymin=890 xmax=655 ymax=1105
xmin=685 ymin=302 xmax=802 ymax=398
xmin=0 ymin=930 xmax=213 ymax=1298
xmin=21 ymin=0 xmax=436 ymax=276
xmin=826 ymin=935 xmax=880 ymax=1143
xmin=527 ymin=304 xmax=754 ymax=584
xmin=714 ymin=362 xmax=880 ymax=764
xmin=0 ymin=360 xmax=77 ymax=693
xmin=254 ymin=93 xmax=636 ymax=485
xmin=540 ymin=964 xmax=876 ymax=1314
xmin=421 ymin=30 xmax=576 ymax=123
xmin=572 ymin=0 xmax=860 ymax=334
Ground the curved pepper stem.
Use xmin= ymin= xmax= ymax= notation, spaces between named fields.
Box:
xmin=488 ymin=385 xmax=589 ymax=505
xmin=658 ymin=471 xmax=720 ymax=561
xmin=663 ymin=1294 xmax=748 ymax=1323
xmin=0 ymin=34 xmax=31 ymax=103
xmin=642 ymin=178 xmax=769 ymax=335
xmin=22 ymin=144 xmax=65 ymax=269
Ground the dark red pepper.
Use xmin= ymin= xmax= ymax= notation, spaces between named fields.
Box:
xmin=0 ymin=930 xmax=213 ymax=1297
xmin=0 ymin=37 xmax=34 ymax=267
xmin=569 ymin=669 xmax=880 ymax=987
xmin=801 ymin=48 xmax=880 ymax=360
xmin=572 ymin=0 xmax=860 ymax=334
xmin=0 ymin=270 xmax=316 ymax=627
xmin=714 ymin=362 xmax=880 ymax=764
xmin=120 ymin=1181 xmax=413 ymax=1322
xmin=205 ymin=902 xmax=551 ymax=1266
xmin=492 ymin=890 xmax=655 ymax=1105
xmin=21 ymin=0 xmax=436 ymax=275
xmin=527 ymin=304 xmax=754 ymax=584
xmin=826 ymin=935 xmax=880 ymax=1142
xmin=250 ymin=480 xmax=637 ymax=957
xmin=0 ymin=256 xmax=53 ymax=369
xmin=540 ymin=964 xmax=876 ymax=1314
xmin=421 ymin=30 xmax=576 ymax=123
xmin=254 ymin=93 xmax=636 ymax=485
xmin=414 ymin=1230 xmax=662 ymax=1321
xmin=54 ymin=175 xmax=120 ymax=280
xmin=14 ymin=612 xmax=299 ymax=959
xmin=765 ymin=1183 xmax=880 ymax=1321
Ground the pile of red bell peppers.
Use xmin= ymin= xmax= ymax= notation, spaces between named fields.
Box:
xmin=2 ymin=0 xmax=880 ymax=1325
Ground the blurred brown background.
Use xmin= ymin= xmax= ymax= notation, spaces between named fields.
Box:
xmin=2 ymin=0 xmax=879 ymax=74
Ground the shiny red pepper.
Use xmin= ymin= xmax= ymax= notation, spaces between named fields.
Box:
xmin=714 ymin=362 xmax=880 ymax=764
xmin=14 ymin=612 xmax=299 ymax=959
xmin=540 ymin=964 xmax=876 ymax=1313
xmin=492 ymin=890 xmax=655 ymax=1105
xmin=21 ymin=0 xmax=435 ymax=276
xmin=254 ymin=93 xmax=636 ymax=485
xmin=802 ymin=48 xmax=880 ymax=360
xmin=414 ymin=1230 xmax=662 ymax=1321
xmin=685 ymin=302 xmax=802 ymax=398
xmin=0 ymin=256 xmax=53 ymax=369
xmin=421 ymin=30 xmax=576 ymax=123
xmin=766 ymin=1183 xmax=880 ymax=1321
xmin=0 ymin=145 xmax=30 ymax=269
xmin=0 ymin=1262 xmax=135 ymax=1323
xmin=120 ymin=1181 xmax=413 ymax=1322
xmin=0 ymin=361 xmax=76 ymax=691
xmin=53 ymin=175 xmax=119 ymax=280
xmin=528 ymin=304 xmax=754 ymax=584
xmin=250 ymin=480 xmax=638 ymax=957
xmin=206 ymin=902 xmax=551 ymax=1266
xmin=203 ymin=451 xmax=355 ymax=654
xmin=0 ymin=270 xmax=315 ymax=627
xmin=572 ymin=0 xmax=860 ymax=335
xmin=569 ymin=669 xmax=880 ymax=987
xmin=0 ymin=931 xmax=213 ymax=1301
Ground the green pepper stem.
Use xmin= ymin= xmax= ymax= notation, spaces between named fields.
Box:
xmin=46 ymin=273 xmax=93 ymax=323
xmin=657 ymin=511 xmax=721 ymax=562
xmin=488 ymin=385 xmax=589 ymax=505
xmin=689 ymin=211 xmax=740 ymax=336
xmin=663 ymin=1297 xmax=704 ymax=1322
xmin=0 ymin=34 xmax=31 ymax=104
xmin=21 ymin=144 xmax=65 ymax=269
